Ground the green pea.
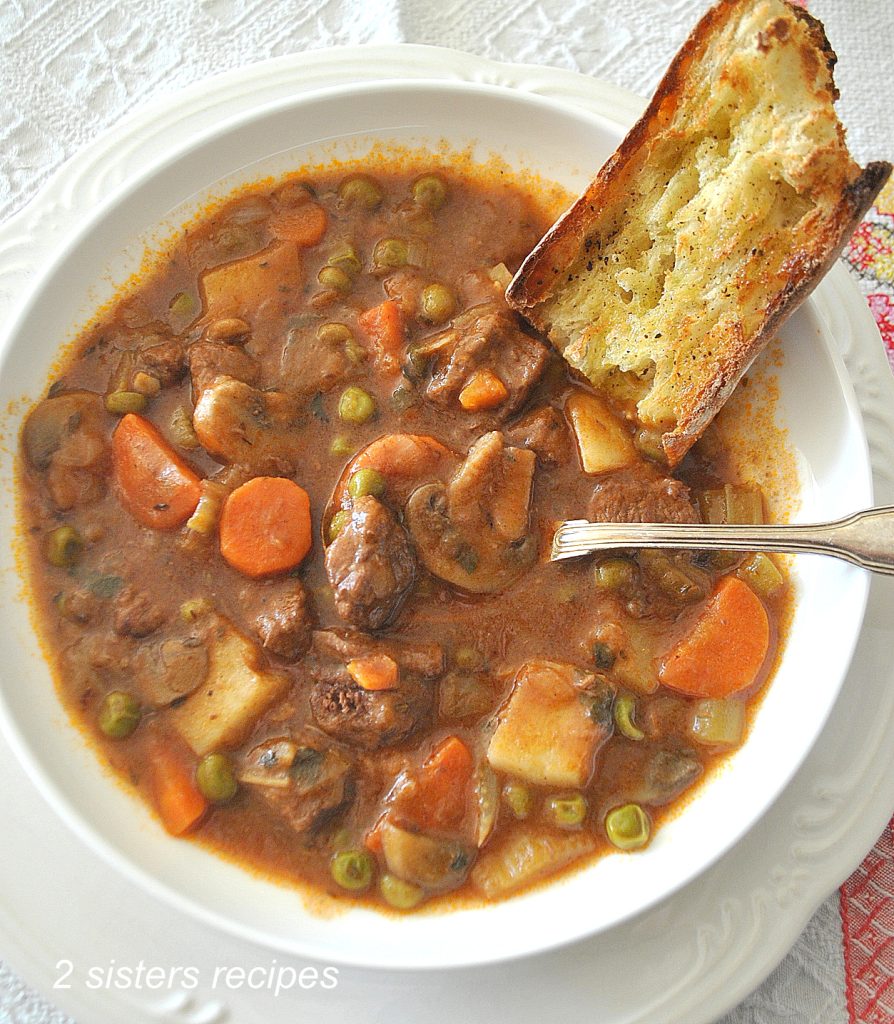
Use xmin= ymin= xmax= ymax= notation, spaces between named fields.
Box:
xmin=348 ymin=467 xmax=386 ymax=500
xmin=503 ymin=781 xmax=532 ymax=820
xmin=98 ymin=691 xmax=141 ymax=739
xmin=338 ymin=175 xmax=383 ymax=210
xmin=105 ymin=390 xmax=148 ymax=415
xmin=614 ymin=695 xmax=644 ymax=741
xmin=46 ymin=525 xmax=84 ymax=568
xmin=317 ymin=322 xmax=354 ymax=347
xmin=337 ymin=386 xmax=376 ymax=424
xmin=412 ymin=174 xmax=448 ymax=211
xmin=196 ymin=753 xmax=238 ymax=803
xmin=546 ymin=793 xmax=588 ymax=829
xmin=331 ymin=849 xmax=375 ymax=892
xmin=380 ymin=873 xmax=424 ymax=910
xmin=328 ymin=509 xmax=352 ymax=543
xmin=419 ymin=284 xmax=456 ymax=325
xmin=593 ymin=558 xmax=636 ymax=590
xmin=605 ymin=803 xmax=651 ymax=850
xmin=329 ymin=435 xmax=355 ymax=458
xmin=373 ymin=237 xmax=408 ymax=269
xmin=317 ymin=266 xmax=352 ymax=294
xmin=327 ymin=244 xmax=362 ymax=276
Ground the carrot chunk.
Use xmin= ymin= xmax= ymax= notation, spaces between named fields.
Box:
xmin=270 ymin=202 xmax=328 ymax=248
xmin=659 ymin=576 xmax=770 ymax=698
xmin=150 ymin=745 xmax=208 ymax=836
xmin=347 ymin=654 xmax=399 ymax=691
xmin=358 ymin=300 xmax=405 ymax=374
xmin=112 ymin=413 xmax=202 ymax=530
xmin=402 ymin=735 xmax=475 ymax=833
xmin=459 ymin=369 xmax=509 ymax=411
xmin=219 ymin=476 xmax=312 ymax=578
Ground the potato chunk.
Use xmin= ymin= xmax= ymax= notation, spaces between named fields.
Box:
xmin=486 ymin=660 xmax=609 ymax=788
xmin=565 ymin=391 xmax=636 ymax=475
xmin=171 ymin=618 xmax=289 ymax=755
xmin=471 ymin=830 xmax=596 ymax=899
xmin=200 ymin=240 xmax=302 ymax=323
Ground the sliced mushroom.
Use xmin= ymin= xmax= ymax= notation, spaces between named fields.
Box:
xmin=379 ymin=821 xmax=471 ymax=892
xmin=240 ymin=737 xmax=355 ymax=833
xmin=133 ymin=636 xmax=209 ymax=708
xmin=405 ymin=432 xmax=537 ymax=594
xmin=475 ymin=765 xmax=500 ymax=848
xmin=22 ymin=391 xmax=110 ymax=509
xmin=22 ymin=391 xmax=104 ymax=470
xmin=192 ymin=377 xmax=305 ymax=468
xmin=239 ymin=737 xmax=300 ymax=788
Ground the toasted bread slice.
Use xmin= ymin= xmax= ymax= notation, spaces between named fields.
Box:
xmin=507 ymin=0 xmax=890 ymax=466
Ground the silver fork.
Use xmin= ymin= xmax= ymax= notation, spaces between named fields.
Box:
xmin=550 ymin=506 xmax=894 ymax=575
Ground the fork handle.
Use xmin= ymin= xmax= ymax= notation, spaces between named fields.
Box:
xmin=550 ymin=506 xmax=894 ymax=575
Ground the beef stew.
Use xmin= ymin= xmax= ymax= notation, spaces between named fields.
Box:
xmin=17 ymin=159 xmax=789 ymax=911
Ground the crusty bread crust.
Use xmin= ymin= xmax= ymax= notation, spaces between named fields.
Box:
xmin=507 ymin=0 xmax=891 ymax=466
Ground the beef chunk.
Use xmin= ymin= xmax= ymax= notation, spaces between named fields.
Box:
xmin=113 ymin=586 xmax=166 ymax=638
xmin=309 ymin=676 xmax=432 ymax=751
xmin=280 ymin=327 xmax=351 ymax=395
xmin=136 ymin=338 xmax=186 ymax=387
xmin=384 ymin=267 xmax=426 ymax=317
xmin=589 ymin=468 xmax=698 ymax=524
xmin=188 ymin=340 xmax=260 ymax=399
xmin=251 ymin=583 xmax=313 ymax=661
xmin=325 ymin=496 xmax=416 ymax=631
xmin=425 ymin=306 xmax=548 ymax=417
xmin=307 ymin=630 xmax=442 ymax=749
xmin=505 ymin=406 xmax=571 ymax=467
xmin=258 ymin=745 xmax=355 ymax=834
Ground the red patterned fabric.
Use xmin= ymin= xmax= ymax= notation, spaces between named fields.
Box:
xmin=841 ymin=823 xmax=894 ymax=1024
xmin=866 ymin=293 xmax=894 ymax=373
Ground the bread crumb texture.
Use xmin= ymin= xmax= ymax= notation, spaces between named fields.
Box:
xmin=515 ymin=0 xmax=888 ymax=463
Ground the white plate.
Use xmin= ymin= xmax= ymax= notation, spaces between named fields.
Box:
xmin=0 ymin=46 xmax=891 ymax=1022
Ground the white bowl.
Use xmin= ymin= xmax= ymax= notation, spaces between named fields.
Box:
xmin=0 ymin=80 xmax=872 ymax=969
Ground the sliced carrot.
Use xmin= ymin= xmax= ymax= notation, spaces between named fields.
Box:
xmin=113 ymin=413 xmax=202 ymax=530
xmin=400 ymin=735 xmax=475 ymax=834
xmin=347 ymin=654 xmax=399 ymax=691
xmin=219 ymin=476 xmax=312 ymax=578
xmin=358 ymin=300 xmax=405 ymax=374
xmin=150 ymin=745 xmax=208 ymax=836
xmin=270 ymin=202 xmax=328 ymax=248
xmin=458 ymin=368 xmax=509 ymax=411
xmin=659 ymin=576 xmax=770 ymax=698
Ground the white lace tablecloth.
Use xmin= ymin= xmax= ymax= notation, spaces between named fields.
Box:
xmin=2 ymin=2 xmax=892 ymax=1022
